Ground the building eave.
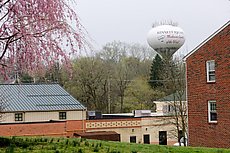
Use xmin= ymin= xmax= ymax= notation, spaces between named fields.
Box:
xmin=2 ymin=109 xmax=87 ymax=113
xmin=183 ymin=20 xmax=230 ymax=61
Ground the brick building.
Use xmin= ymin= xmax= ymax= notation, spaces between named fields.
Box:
xmin=0 ymin=84 xmax=86 ymax=136
xmin=184 ymin=20 xmax=230 ymax=148
xmin=0 ymin=84 xmax=184 ymax=145
xmin=0 ymin=84 xmax=86 ymax=124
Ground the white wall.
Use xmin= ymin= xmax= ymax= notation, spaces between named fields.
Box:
xmin=86 ymin=117 xmax=178 ymax=145
xmin=1 ymin=110 xmax=86 ymax=123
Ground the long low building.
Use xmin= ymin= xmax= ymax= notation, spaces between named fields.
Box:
xmin=0 ymin=84 xmax=86 ymax=123
xmin=0 ymin=83 xmax=184 ymax=145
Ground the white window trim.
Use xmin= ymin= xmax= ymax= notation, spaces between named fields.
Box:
xmin=206 ymin=60 xmax=215 ymax=83
xmin=208 ymin=100 xmax=217 ymax=123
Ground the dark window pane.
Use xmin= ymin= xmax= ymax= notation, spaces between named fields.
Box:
xmin=130 ymin=136 xmax=136 ymax=143
xmin=210 ymin=112 xmax=217 ymax=121
xmin=208 ymin=61 xmax=215 ymax=71
xmin=59 ymin=112 xmax=66 ymax=120
xmin=15 ymin=113 xmax=23 ymax=121
xmin=210 ymin=102 xmax=216 ymax=111
xmin=209 ymin=72 xmax=215 ymax=81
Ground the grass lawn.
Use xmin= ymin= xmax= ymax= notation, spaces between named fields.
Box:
xmin=0 ymin=137 xmax=230 ymax=153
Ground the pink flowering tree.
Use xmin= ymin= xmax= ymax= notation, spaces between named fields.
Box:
xmin=0 ymin=0 xmax=86 ymax=80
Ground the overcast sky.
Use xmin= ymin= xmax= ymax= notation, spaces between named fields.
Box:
xmin=76 ymin=0 xmax=230 ymax=56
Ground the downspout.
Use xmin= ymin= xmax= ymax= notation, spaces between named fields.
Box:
xmin=82 ymin=108 xmax=87 ymax=132
xmin=184 ymin=59 xmax=189 ymax=146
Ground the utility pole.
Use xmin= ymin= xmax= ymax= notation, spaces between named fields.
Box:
xmin=107 ymin=77 xmax=111 ymax=114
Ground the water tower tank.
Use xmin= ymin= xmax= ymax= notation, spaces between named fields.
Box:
xmin=147 ymin=24 xmax=185 ymax=59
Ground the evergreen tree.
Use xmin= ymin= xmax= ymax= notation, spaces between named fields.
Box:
xmin=149 ymin=54 xmax=164 ymax=89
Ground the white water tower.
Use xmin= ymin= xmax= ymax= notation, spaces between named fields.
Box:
xmin=147 ymin=23 xmax=185 ymax=60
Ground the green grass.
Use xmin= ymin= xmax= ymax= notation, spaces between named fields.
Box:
xmin=0 ymin=137 xmax=229 ymax=153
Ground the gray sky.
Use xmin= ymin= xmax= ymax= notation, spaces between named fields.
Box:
xmin=76 ymin=0 xmax=230 ymax=56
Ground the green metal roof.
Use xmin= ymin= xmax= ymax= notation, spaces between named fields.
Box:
xmin=0 ymin=84 xmax=86 ymax=112
xmin=157 ymin=92 xmax=186 ymax=102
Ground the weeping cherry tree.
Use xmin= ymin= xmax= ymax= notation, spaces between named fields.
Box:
xmin=0 ymin=0 xmax=86 ymax=79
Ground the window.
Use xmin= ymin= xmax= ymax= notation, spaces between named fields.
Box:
xmin=130 ymin=136 xmax=136 ymax=143
xmin=15 ymin=113 xmax=23 ymax=121
xmin=208 ymin=101 xmax=217 ymax=123
xmin=159 ymin=131 xmax=167 ymax=145
xmin=143 ymin=134 xmax=150 ymax=144
xmin=59 ymin=112 xmax=67 ymax=120
xmin=206 ymin=60 xmax=215 ymax=82
xmin=168 ymin=105 xmax=175 ymax=113
xmin=163 ymin=104 xmax=175 ymax=115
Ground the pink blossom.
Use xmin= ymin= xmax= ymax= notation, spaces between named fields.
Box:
xmin=0 ymin=0 xmax=87 ymax=79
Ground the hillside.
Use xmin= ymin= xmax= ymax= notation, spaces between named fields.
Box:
xmin=1 ymin=137 xmax=230 ymax=153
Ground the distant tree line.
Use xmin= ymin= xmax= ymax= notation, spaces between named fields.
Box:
xmin=61 ymin=41 xmax=164 ymax=113
xmin=3 ymin=40 xmax=187 ymax=146
xmin=15 ymin=41 xmax=185 ymax=116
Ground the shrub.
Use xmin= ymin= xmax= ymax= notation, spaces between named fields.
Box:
xmin=51 ymin=144 xmax=57 ymax=150
xmin=93 ymin=146 xmax=99 ymax=152
xmin=54 ymin=150 xmax=60 ymax=153
xmin=80 ymin=138 xmax=85 ymax=142
xmin=84 ymin=141 xmax=89 ymax=147
xmin=43 ymin=138 xmax=48 ymax=142
xmin=5 ymin=145 xmax=15 ymax=153
xmin=65 ymin=139 xmax=69 ymax=145
xmin=78 ymin=148 xmax=83 ymax=153
xmin=11 ymin=137 xmax=31 ymax=148
xmin=72 ymin=140 xmax=77 ymax=147
xmin=0 ymin=137 xmax=11 ymax=147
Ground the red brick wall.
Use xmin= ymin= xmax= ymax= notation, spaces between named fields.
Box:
xmin=0 ymin=120 xmax=85 ymax=137
xmin=186 ymin=23 xmax=230 ymax=148
xmin=66 ymin=120 xmax=85 ymax=132
xmin=0 ymin=122 xmax=66 ymax=136
xmin=66 ymin=120 xmax=86 ymax=137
